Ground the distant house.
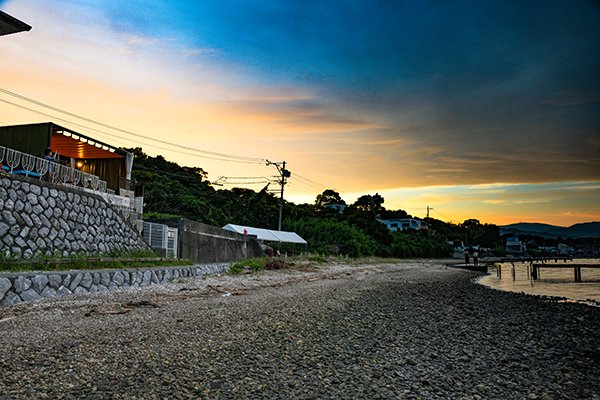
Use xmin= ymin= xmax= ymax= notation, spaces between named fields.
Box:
xmin=557 ymin=243 xmax=575 ymax=256
xmin=505 ymin=236 xmax=526 ymax=254
xmin=380 ymin=218 xmax=422 ymax=232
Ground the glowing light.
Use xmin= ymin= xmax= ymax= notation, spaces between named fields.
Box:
xmin=95 ymin=143 xmax=102 ymax=148
xmin=76 ymin=161 xmax=84 ymax=168
xmin=71 ymin=134 xmax=79 ymax=140
xmin=79 ymin=137 xmax=87 ymax=143
xmin=102 ymin=145 xmax=109 ymax=151
xmin=87 ymin=140 xmax=95 ymax=146
xmin=62 ymin=131 xmax=71 ymax=137
xmin=108 ymin=148 xmax=115 ymax=153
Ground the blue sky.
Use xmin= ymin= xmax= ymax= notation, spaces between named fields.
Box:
xmin=1 ymin=0 xmax=599 ymax=225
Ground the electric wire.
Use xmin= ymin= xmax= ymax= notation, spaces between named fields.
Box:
xmin=0 ymin=87 xmax=264 ymax=163
xmin=1 ymin=89 xmax=337 ymax=196
xmin=0 ymin=98 xmax=260 ymax=164
xmin=292 ymin=172 xmax=329 ymax=190
xmin=432 ymin=209 xmax=453 ymax=222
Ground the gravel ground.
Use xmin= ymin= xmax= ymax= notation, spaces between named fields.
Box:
xmin=0 ymin=260 xmax=599 ymax=399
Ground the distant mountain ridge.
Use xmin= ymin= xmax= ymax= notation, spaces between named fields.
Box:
xmin=500 ymin=222 xmax=600 ymax=239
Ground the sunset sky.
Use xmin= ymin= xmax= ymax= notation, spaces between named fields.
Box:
xmin=1 ymin=0 xmax=598 ymax=226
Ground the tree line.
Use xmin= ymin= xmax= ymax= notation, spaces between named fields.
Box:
xmin=128 ymin=148 xmax=503 ymax=258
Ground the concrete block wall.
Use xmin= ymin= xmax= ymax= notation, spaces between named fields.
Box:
xmin=0 ymin=175 xmax=149 ymax=258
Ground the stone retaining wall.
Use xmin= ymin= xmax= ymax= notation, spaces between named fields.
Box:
xmin=0 ymin=264 xmax=228 ymax=305
xmin=0 ymin=175 xmax=149 ymax=258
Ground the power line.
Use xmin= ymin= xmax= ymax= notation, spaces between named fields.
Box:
xmin=0 ymin=98 xmax=260 ymax=164
xmin=1 ymin=88 xmax=338 ymax=197
xmin=0 ymin=87 xmax=264 ymax=163
xmin=292 ymin=172 xmax=329 ymax=190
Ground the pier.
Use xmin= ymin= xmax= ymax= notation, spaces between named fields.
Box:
xmin=530 ymin=264 xmax=600 ymax=283
xmin=492 ymin=258 xmax=600 ymax=283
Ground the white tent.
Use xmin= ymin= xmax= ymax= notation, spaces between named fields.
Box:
xmin=222 ymin=224 xmax=307 ymax=245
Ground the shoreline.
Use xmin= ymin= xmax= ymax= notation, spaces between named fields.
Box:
xmin=1 ymin=260 xmax=599 ymax=399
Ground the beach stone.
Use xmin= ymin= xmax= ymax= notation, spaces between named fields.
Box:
xmin=0 ymin=291 xmax=21 ymax=305
xmin=73 ymin=287 xmax=88 ymax=295
xmin=113 ymin=271 xmax=125 ymax=286
xmin=2 ymin=211 xmax=16 ymax=226
xmin=57 ymin=285 xmax=72 ymax=296
xmin=97 ymin=285 xmax=108 ymax=292
xmin=69 ymin=273 xmax=83 ymax=291
xmin=62 ymin=273 xmax=72 ymax=287
xmin=0 ymin=223 xmax=9 ymax=237
xmin=141 ymin=271 xmax=152 ymax=287
xmin=100 ymin=272 xmax=111 ymax=286
xmin=31 ymin=275 xmax=49 ymax=293
xmin=92 ymin=273 xmax=101 ymax=285
xmin=40 ymin=287 xmax=58 ymax=298
xmin=13 ymin=276 xmax=32 ymax=294
xmin=19 ymin=288 xmax=41 ymax=301
xmin=80 ymin=273 xmax=93 ymax=289
xmin=0 ymin=277 xmax=12 ymax=299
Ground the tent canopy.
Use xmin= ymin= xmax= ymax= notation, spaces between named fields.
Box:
xmin=222 ymin=224 xmax=307 ymax=245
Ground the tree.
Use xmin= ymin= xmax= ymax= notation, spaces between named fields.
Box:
xmin=315 ymin=189 xmax=346 ymax=208
xmin=351 ymin=193 xmax=384 ymax=215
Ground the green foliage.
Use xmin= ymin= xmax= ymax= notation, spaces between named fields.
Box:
xmin=285 ymin=217 xmax=377 ymax=257
xmin=0 ymin=257 xmax=191 ymax=273
xmin=229 ymin=258 xmax=266 ymax=274
xmin=390 ymin=231 xmax=452 ymax=258
xmin=492 ymin=246 xmax=507 ymax=257
xmin=129 ymin=147 xmax=502 ymax=260
xmin=307 ymin=254 xmax=327 ymax=262
xmin=315 ymin=189 xmax=346 ymax=208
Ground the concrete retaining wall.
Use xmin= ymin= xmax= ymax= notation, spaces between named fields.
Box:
xmin=149 ymin=218 xmax=263 ymax=263
xmin=0 ymin=263 xmax=228 ymax=305
xmin=0 ymin=175 xmax=149 ymax=258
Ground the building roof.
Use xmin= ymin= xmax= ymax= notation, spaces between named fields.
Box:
xmin=0 ymin=10 xmax=31 ymax=36
xmin=222 ymin=224 xmax=308 ymax=245
xmin=0 ymin=122 xmax=128 ymax=159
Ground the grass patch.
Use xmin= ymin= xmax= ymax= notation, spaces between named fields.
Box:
xmin=0 ymin=257 xmax=192 ymax=273
xmin=229 ymin=258 xmax=266 ymax=274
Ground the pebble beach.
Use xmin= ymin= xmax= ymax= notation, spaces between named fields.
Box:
xmin=0 ymin=261 xmax=599 ymax=399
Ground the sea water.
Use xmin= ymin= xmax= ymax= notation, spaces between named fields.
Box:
xmin=478 ymin=258 xmax=600 ymax=306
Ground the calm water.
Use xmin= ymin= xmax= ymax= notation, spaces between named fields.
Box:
xmin=478 ymin=258 xmax=600 ymax=306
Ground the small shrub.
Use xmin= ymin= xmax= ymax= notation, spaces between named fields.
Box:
xmin=307 ymin=254 xmax=327 ymax=263
xmin=265 ymin=258 xmax=293 ymax=270
xmin=229 ymin=258 xmax=266 ymax=274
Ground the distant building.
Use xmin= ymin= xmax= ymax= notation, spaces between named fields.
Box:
xmin=380 ymin=218 xmax=422 ymax=232
xmin=505 ymin=236 xmax=526 ymax=254
xmin=557 ymin=243 xmax=575 ymax=256
xmin=538 ymin=246 xmax=558 ymax=255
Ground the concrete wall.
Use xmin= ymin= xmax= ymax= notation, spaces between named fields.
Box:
xmin=149 ymin=218 xmax=263 ymax=263
xmin=0 ymin=175 xmax=149 ymax=258
xmin=0 ymin=263 xmax=228 ymax=305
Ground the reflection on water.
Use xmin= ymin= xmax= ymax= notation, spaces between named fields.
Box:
xmin=478 ymin=258 xmax=600 ymax=306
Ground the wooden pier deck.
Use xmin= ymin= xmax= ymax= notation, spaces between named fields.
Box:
xmin=530 ymin=263 xmax=600 ymax=283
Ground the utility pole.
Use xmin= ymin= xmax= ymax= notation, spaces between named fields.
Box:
xmin=266 ymin=160 xmax=290 ymax=231
xmin=426 ymin=206 xmax=433 ymax=219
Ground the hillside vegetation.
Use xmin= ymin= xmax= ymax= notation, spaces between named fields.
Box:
xmin=129 ymin=148 xmax=503 ymax=258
